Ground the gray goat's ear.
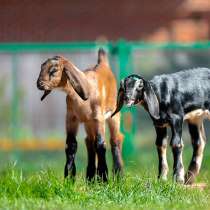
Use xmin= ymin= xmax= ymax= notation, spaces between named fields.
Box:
xmin=111 ymin=80 xmax=125 ymax=118
xmin=143 ymin=82 xmax=160 ymax=119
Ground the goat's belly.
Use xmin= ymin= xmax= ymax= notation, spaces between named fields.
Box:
xmin=184 ymin=109 xmax=210 ymax=123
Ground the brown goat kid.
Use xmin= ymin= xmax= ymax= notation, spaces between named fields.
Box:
xmin=37 ymin=49 xmax=124 ymax=181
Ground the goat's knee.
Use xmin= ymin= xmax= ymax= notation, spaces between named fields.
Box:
xmin=170 ymin=140 xmax=184 ymax=149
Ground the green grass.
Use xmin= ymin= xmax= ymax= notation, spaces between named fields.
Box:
xmin=0 ymin=142 xmax=210 ymax=210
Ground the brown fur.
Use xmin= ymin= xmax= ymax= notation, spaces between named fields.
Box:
xmin=37 ymin=50 xmax=124 ymax=180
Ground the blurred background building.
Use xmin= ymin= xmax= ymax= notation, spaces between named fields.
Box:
xmin=0 ymin=0 xmax=210 ymax=151
xmin=1 ymin=0 xmax=210 ymax=42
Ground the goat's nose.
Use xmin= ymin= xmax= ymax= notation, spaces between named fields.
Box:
xmin=37 ymin=80 xmax=45 ymax=90
xmin=124 ymin=95 xmax=130 ymax=102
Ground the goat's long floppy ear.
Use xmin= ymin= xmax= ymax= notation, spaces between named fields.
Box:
xmin=64 ymin=62 xmax=89 ymax=100
xmin=111 ymin=80 xmax=125 ymax=117
xmin=143 ymin=81 xmax=160 ymax=119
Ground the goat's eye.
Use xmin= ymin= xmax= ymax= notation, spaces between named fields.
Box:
xmin=49 ymin=68 xmax=57 ymax=77
xmin=136 ymin=86 xmax=143 ymax=92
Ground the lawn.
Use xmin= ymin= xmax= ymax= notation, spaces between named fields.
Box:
xmin=0 ymin=140 xmax=209 ymax=210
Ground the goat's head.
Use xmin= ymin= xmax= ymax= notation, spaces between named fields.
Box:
xmin=37 ymin=56 xmax=89 ymax=101
xmin=112 ymin=74 xmax=160 ymax=119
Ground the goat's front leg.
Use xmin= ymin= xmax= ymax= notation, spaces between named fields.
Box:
xmin=155 ymin=126 xmax=169 ymax=181
xmin=85 ymin=136 xmax=96 ymax=181
xmin=94 ymin=120 xmax=108 ymax=182
xmin=64 ymin=114 xmax=79 ymax=179
xmin=170 ymin=115 xmax=185 ymax=183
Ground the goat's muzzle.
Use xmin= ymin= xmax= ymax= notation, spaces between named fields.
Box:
xmin=37 ymin=80 xmax=45 ymax=90
xmin=37 ymin=79 xmax=52 ymax=101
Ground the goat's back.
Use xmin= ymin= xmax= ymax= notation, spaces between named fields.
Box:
xmin=150 ymin=68 xmax=210 ymax=113
xmin=84 ymin=63 xmax=117 ymax=112
xmin=151 ymin=68 xmax=210 ymax=92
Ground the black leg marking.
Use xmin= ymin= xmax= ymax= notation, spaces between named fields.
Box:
xmin=95 ymin=134 xmax=108 ymax=182
xmin=155 ymin=126 xmax=168 ymax=180
xmin=64 ymin=133 xmax=77 ymax=179
xmin=85 ymin=137 xmax=96 ymax=182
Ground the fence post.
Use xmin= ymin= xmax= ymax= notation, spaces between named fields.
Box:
xmin=11 ymin=53 xmax=19 ymax=140
xmin=117 ymin=40 xmax=135 ymax=158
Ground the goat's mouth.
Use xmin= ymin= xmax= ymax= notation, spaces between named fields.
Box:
xmin=40 ymin=90 xmax=52 ymax=101
xmin=125 ymin=99 xmax=136 ymax=107
xmin=37 ymin=80 xmax=52 ymax=101
xmin=125 ymin=98 xmax=140 ymax=107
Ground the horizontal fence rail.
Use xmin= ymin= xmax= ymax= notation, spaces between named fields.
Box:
xmin=1 ymin=41 xmax=210 ymax=52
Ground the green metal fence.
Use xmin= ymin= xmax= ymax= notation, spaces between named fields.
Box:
xmin=1 ymin=40 xmax=210 ymax=156
xmin=0 ymin=41 xmax=137 ymax=156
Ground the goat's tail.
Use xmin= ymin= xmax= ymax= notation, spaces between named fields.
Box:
xmin=97 ymin=48 xmax=109 ymax=66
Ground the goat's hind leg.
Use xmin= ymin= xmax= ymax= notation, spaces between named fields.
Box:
xmin=64 ymin=114 xmax=79 ymax=179
xmin=107 ymin=113 xmax=124 ymax=177
xmin=185 ymin=122 xmax=206 ymax=185
xmin=155 ymin=126 xmax=169 ymax=181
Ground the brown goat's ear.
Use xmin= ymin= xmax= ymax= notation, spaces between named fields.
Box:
xmin=143 ymin=82 xmax=160 ymax=119
xmin=111 ymin=87 xmax=124 ymax=118
xmin=64 ymin=62 xmax=89 ymax=101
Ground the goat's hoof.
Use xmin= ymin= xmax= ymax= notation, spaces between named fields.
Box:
xmin=64 ymin=162 xmax=76 ymax=179
xmin=184 ymin=171 xmax=196 ymax=185
xmin=113 ymin=167 xmax=123 ymax=177
xmin=86 ymin=177 xmax=95 ymax=184
xmin=64 ymin=175 xmax=76 ymax=184
xmin=97 ymin=171 xmax=108 ymax=182
xmin=97 ymin=165 xmax=108 ymax=182
xmin=158 ymin=175 xmax=168 ymax=181
xmin=173 ymin=175 xmax=184 ymax=184
xmin=97 ymin=174 xmax=108 ymax=182
xmin=86 ymin=166 xmax=96 ymax=182
xmin=113 ymin=172 xmax=123 ymax=182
